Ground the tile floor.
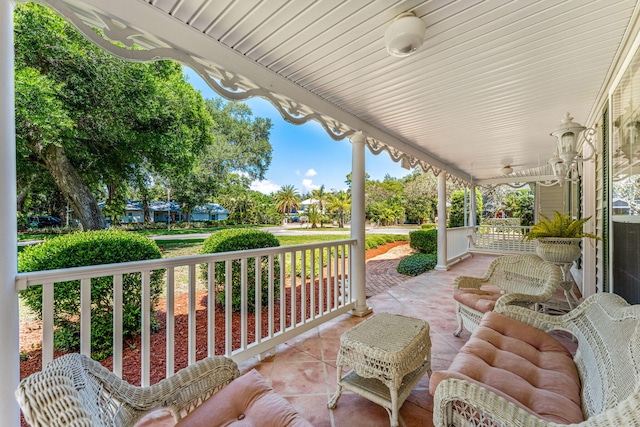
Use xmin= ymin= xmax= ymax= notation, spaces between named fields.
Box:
xmin=235 ymin=254 xmax=499 ymax=427
xmin=236 ymin=253 xmax=579 ymax=427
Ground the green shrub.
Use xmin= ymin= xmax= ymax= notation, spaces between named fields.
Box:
xmin=397 ymin=253 xmax=437 ymax=276
xmin=201 ymin=229 xmax=280 ymax=312
xmin=409 ymin=229 xmax=438 ymax=254
xmin=420 ymin=223 xmax=437 ymax=229
xmin=364 ymin=234 xmax=407 ymax=250
xmin=19 ymin=230 xmax=163 ymax=359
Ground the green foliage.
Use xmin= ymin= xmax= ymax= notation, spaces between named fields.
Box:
xmin=201 ymin=229 xmax=280 ymax=312
xmin=409 ymin=229 xmax=438 ymax=254
xmin=524 ymin=212 xmax=599 ymax=240
xmin=14 ymin=4 xmax=215 ymax=229
xmin=364 ymin=234 xmax=407 ymax=250
xmin=448 ymin=189 xmax=483 ymax=227
xmin=18 ymin=230 xmax=163 ymax=359
xmin=397 ymin=253 xmax=437 ymax=276
xmin=420 ymin=223 xmax=437 ymax=229
xmin=505 ymin=190 xmax=535 ymax=226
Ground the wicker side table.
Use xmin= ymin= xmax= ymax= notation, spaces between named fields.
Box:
xmin=327 ymin=312 xmax=431 ymax=427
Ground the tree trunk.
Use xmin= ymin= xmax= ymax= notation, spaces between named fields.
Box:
xmin=38 ymin=144 xmax=105 ymax=230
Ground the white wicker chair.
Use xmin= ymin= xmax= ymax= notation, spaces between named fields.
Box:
xmin=16 ymin=353 xmax=240 ymax=427
xmin=453 ymin=254 xmax=562 ymax=336
xmin=433 ymin=292 xmax=640 ymax=426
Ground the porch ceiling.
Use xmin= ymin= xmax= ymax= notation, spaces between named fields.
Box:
xmin=41 ymin=0 xmax=638 ymax=183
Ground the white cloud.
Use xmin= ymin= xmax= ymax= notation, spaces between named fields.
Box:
xmin=232 ymin=170 xmax=250 ymax=178
xmin=302 ymin=179 xmax=320 ymax=191
xmin=295 ymin=170 xmax=301 ymax=176
xmin=304 ymin=168 xmax=318 ymax=177
xmin=250 ymin=179 xmax=281 ymax=195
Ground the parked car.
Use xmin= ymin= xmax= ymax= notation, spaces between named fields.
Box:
xmin=28 ymin=216 xmax=62 ymax=228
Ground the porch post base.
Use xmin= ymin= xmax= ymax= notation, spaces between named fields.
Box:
xmin=435 ymin=264 xmax=449 ymax=271
xmin=350 ymin=305 xmax=373 ymax=317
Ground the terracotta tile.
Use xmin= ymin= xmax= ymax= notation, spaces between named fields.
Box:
xmin=329 ymin=393 xmax=394 ymax=427
xmin=285 ymin=394 xmax=333 ymax=427
xmin=275 ymin=343 xmax=323 ymax=363
xmin=271 ymin=361 xmax=328 ymax=395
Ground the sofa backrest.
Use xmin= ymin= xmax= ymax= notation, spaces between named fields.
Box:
xmin=564 ymin=293 xmax=640 ymax=418
xmin=484 ymin=254 xmax=561 ymax=298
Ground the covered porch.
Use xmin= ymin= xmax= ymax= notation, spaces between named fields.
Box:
xmin=3 ymin=1 xmax=640 ymax=425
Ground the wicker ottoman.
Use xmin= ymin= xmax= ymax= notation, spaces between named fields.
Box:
xmin=327 ymin=312 xmax=431 ymax=427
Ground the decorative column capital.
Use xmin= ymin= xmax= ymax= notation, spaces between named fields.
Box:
xmin=350 ymin=131 xmax=366 ymax=144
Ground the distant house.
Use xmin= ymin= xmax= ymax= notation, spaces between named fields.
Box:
xmin=190 ymin=203 xmax=229 ymax=221
xmin=300 ymin=198 xmax=321 ymax=212
xmin=100 ymin=200 xmax=229 ymax=223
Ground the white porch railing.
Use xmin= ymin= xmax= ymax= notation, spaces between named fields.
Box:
xmin=468 ymin=225 xmax=537 ymax=254
xmin=16 ymin=239 xmax=356 ymax=386
xmin=447 ymin=226 xmax=473 ymax=261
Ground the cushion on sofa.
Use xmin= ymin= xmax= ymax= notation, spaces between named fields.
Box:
xmin=453 ymin=287 xmax=502 ymax=313
xmin=430 ymin=311 xmax=583 ymax=424
xmin=175 ymin=368 xmax=312 ymax=427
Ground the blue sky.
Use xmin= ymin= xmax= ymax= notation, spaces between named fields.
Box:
xmin=183 ymin=68 xmax=411 ymax=195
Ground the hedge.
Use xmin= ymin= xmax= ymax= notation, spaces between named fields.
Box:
xmin=19 ymin=230 xmax=163 ymax=359
xmin=409 ymin=229 xmax=437 ymax=254
xmin=397 ymin=253 xmax=437 ymax=276
xmin=201 ymin=229 xmax=280 ymax=312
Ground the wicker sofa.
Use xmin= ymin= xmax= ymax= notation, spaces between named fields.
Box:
xmin=16 ymin=353 xmax=311 ymax=426
xmin=430 ymin=292 xmax=640 ymax=426
xmin=453 ymin=254 xmax=562 ymax=336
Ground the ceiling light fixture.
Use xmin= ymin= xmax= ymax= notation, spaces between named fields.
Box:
xmin=384 ymin=12 xmax=426 ymax=57
xmin=500 ymin=165 xmax=514 ymax=175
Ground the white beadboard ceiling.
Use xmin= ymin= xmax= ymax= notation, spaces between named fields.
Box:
xmin=44 ymin=0 xmax=639 ymax=182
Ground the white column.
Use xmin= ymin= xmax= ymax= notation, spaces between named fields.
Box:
xmin=1 ymin=1 xmax=20 ymax=425
xmin=469 ymin=184 xmax=477 ymax=227
xmin=435 ymin=171 xmax=449 ymax=271
xmin=349 ymin=131 xmax=371 ymax=317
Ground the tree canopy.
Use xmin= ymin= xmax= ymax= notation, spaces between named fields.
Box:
xmin=14 ymin=4 xmax=272 ymax=229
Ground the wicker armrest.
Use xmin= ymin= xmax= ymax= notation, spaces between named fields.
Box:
xmin=87 ymin=355 xmax=240 ymax=417
xmin=452 ymin=275 xmax=486 ymax=290
xmin=433 ymin=378 xmax=550 ymax=427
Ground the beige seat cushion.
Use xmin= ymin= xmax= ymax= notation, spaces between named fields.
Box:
xmin=430 ymin=311 xmax=583 ymax=424
xmin=175 ymin=369 xmax=312 ymax=427
xmin=453 ymin=287 xmax=502 ymax=313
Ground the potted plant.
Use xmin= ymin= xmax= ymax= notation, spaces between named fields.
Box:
xmin=524 ymin=211 xmax=599 ymax=263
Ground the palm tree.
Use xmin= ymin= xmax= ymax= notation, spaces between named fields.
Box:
xmin=307 ymin=205 xmax=322 ymax=228
xmin=328 ymin=190 xmax=351 ymax=228
xmin=274 ymin=184 xmax=300 ymax=215
xmin=311 ymin=185 xmax=329 ymax=212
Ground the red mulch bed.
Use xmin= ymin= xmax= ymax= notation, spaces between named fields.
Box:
xmin=18 ymin=241 xmax=406 ymax=424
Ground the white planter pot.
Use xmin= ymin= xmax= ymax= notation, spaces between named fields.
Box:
xmin=536 ymin=238 xmax=582 ymax=263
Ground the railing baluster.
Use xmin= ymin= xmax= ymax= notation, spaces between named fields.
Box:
xmin=319 ymin=248 xmax=324 ymax=315
xmin=301 ymin=249 xmax=306 ymax=323
xmin=268 ymin=255 xmax=274 ymax=337
xmin=310 ymin=249 xmax=316 ymax=319
xmin=41 ymin=282 xmax=54 ymax=368
xmin=326 ymin=247 xmax=332 ymax=312
xmin=333 ymin=244 xmax=339 ymax=309
xmin=279 ymin=253 xmax=285 ymax=334
xmin=166 ymin=267 xmax=175 ymax=377
xmin=241 ymin=258 xmax=248 ymax=350
xmin=141 ymin=271 xmax=151 ymax=387
xmin=255 ymin=256 xmax=261 ymax=344
xmin=188 ymin=264 xmax=196 ymax=365
xmin=80 ymin=278 xmax=91 ymax=357
xmin=290 ymin=251 xmax=296 ymax=329
xmin=113 ymin=274 xmax=123 ymax=378
xmin=225 ymin=260 xmax=232 ymax=356
xmin=207 ymin=263 xmax=214 ymax=358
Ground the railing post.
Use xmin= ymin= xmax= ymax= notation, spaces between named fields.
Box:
xmin=349 ymin=131 xmax=371 ymax=316
xmin=0 ymin=1 xmax=19 ymax=424
xmin=436 ymin=171 xmax=449 ymax=270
